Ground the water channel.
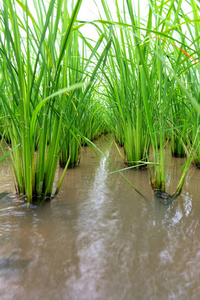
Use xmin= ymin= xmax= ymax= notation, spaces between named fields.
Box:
xmin=0 ymin=135 xmax=200 ymax=299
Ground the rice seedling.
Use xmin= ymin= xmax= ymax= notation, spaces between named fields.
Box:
xmin=58 ymin=25 xmax=110 ymax=167
xmin=0 ymin=0 xmax=113 ymax=203
xmin=178 ymin=1 xmax=200 ymax=167
xmin=135 ymin=0 xmax=195 ymax=197
xmin=98 ymin=0 xmax=199 ymax=199
xmin=99 ymin=0 xmax=151 ymax=168
xmin=0 ymin=0 xmax=86 ymax=203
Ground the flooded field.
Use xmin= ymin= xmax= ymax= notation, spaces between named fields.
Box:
xmin=1 ymin=136 xmax=200 ymax=300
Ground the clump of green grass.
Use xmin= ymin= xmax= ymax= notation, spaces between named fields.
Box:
xmin=99 ymin=0 xmax=151 ymax=168
xmin=98 ymin=0 xmax=199 ymax=199
xmin=0 ymin=0 xmax=85 ymax=203
xmin=1 ymin=0 xmax=200 ymax=205
xmin=0 ymin=0 xmax=112 ymax=203
xmin=58 ymin=25 xmax=110 ymax=168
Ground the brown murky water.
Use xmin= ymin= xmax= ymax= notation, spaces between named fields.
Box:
xmin=0 ymin=136 xmax=200 ymax=300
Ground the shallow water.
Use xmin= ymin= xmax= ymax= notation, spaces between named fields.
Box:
xmin=0 ymin=136 xmax=200 ymax=300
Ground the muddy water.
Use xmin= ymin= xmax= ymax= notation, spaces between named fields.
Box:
xmin=0 ymin=136 xmax=200 ymax=300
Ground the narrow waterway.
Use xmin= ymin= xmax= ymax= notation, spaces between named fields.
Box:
xmin=0 ymin=136 xmax=200 ymax=300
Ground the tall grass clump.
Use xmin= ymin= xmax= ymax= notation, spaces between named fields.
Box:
xmin=134 ymin=0 xmax=196 ymax=197
xmin=0 ymin=0 xmax=113 ymax=203
xmin=99 ymin=0 xmax=151 ymax=168
xmin=178 ymin=0 xmax=200 ymax=167
xmin=98 ymin=0 xmax=199 ymax=199
xmin=58 ymin=23 xmax=111 ymax=167
xmin=0 ymin=0 xmax=107 ymax=203
xmin=0 ymin=0 xmax=86 ymax=203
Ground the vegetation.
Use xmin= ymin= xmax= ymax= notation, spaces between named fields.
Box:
xmin=0 ymin=0 xmax=111 ymax=203
xmin=99 ymin=0 xmax=200 ymax=198
xmin=1 ymin=0 xmax=200 ymax=204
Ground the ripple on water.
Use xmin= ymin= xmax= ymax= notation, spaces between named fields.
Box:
xmin=0 ymin=139 xmax=200 ymax=299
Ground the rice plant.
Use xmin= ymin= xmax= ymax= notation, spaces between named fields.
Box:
xmin=0 ymin=0 xmax=88 ymax=203
xmin=0 ymin=0 xmax=113 ymax=203
xmin=99 ymin=0 xmax=151 ymax=168
xmin=1 ymin=0 xmax=200 ymax=205
xmin=58 ymin=24 xmax=110 ymax=167
xmin=98 ymin=0 xmax=199 ymax=199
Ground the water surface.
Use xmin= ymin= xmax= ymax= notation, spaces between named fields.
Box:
xmin=0 ymin=136 xmax=200 ymax=299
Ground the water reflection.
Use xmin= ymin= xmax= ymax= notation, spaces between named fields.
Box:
xmin=0 ymin=137 xmax=200 ymax=299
